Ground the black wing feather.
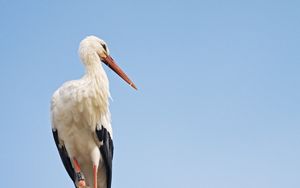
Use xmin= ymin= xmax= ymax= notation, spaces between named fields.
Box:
xmin=52 ymin=129 xmax=76 ymax=187
xmin=96 ymin=125 xmax=114 ymax=188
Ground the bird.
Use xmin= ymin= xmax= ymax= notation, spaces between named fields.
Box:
xmin=51 ymin=36 xmax=137 ymax=188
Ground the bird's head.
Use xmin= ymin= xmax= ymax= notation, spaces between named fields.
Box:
xmin=79 ymin=35 xmax=137 ymax=90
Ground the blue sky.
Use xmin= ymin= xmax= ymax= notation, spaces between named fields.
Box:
xmin=0 ymin=0 xmax=299 ymax=187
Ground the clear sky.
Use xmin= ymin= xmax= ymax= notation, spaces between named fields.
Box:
xmin=0 ymin=0 xmax=299 ymax=188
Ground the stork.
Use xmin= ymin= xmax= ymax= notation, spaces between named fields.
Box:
xmin=51 ymin=36 xmax=137 ymax=188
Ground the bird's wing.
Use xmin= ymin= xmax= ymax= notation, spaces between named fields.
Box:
xmin=52 ymin=129 xmax=76 ymax=186
xmin=96 ymin=125 xmax=114 ymax=188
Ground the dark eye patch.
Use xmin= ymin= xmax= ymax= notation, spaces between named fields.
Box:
xmin=102 ymin=44 xmax=107 ymax=52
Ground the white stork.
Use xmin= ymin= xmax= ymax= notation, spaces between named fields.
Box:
xmin=51 ymin=36 xmax=137 ymax=188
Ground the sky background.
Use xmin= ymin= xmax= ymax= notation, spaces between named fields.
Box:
xmin=0 ymin=0 xmax=299 ymax=188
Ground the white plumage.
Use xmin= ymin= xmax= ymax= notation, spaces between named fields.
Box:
xmin=51 ymin=36 xmax=136 ymax=188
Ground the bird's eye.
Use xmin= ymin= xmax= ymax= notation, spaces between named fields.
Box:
xmin=102 ymin=44 xmax=107 ymax=52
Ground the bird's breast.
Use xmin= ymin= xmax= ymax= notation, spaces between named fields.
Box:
xmin=52 ymin=82 xmax=111 ymax=133
xmin=73 ymin=89 xmax=110 ymax=130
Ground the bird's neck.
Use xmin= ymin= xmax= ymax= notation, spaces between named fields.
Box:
xmin=79 ymin=53 xmax=112 ymax=128
xmin=83 ymin=54 xmax=110 ymax=99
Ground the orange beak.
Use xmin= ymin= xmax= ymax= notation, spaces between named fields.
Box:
xmin=101 ymin=55 xmax=137 ymax=90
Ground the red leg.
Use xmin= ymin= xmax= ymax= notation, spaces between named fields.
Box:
xmin=73 ymin=158 xmax=86 ymax=187
xmin=73 ymin=158 xmax=81 ymax=172
xmin=93 ymin=165 xmax=98 ymax=188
